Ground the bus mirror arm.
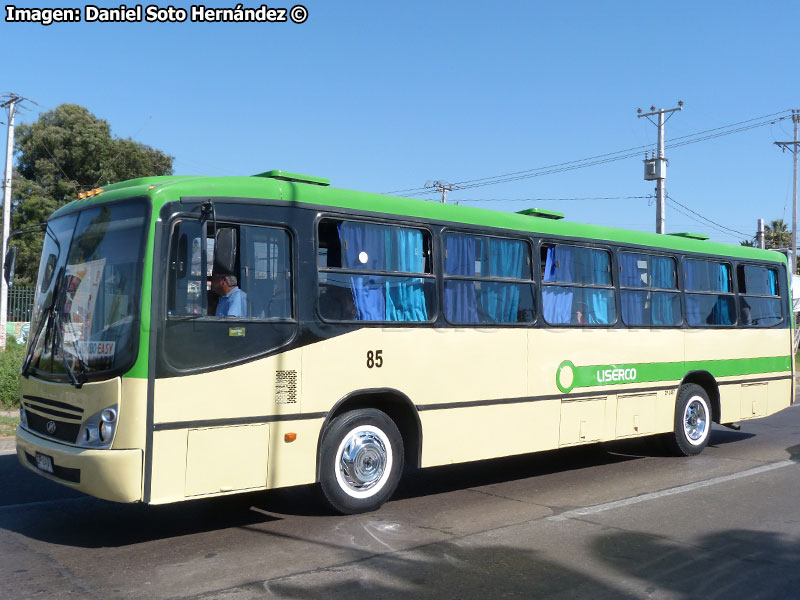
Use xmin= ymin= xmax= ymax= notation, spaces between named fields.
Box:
xmin=4 ymin=246 xmax=17 ymax=288
xmin=4 ymin=222 xmax=47 ymax=287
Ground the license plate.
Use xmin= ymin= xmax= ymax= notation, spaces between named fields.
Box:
xmin=35 ymin=452 xmax=54 ymax=474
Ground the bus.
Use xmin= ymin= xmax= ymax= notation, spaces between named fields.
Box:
xmin=14 ymin=170 xmax=794 ymax=514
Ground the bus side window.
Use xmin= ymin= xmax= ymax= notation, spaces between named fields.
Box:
xmin=737 ymin=264 xmax=782 ymax=327
xmin=239 ymin=226 xmax=292 ymax=320
xmin=317 ymin=219 xmax=434 ymax=323
xmin=684 ymin=259 xmax=735 ymax=326
xmin=541 ymin=244 xmax=616 ymax=326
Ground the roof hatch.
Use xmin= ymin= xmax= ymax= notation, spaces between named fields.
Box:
xmin=253 ymin=170 xmax=330 ymax=186
xmin=667 ymin=232 xmax=709 ymax=241
xmin=516 ymin=207 xmax=565 ymax=220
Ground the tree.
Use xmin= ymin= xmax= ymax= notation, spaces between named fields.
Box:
xmin=10 ymin=104 xmax=173 ymax=284
xmin=764 ymin=218 xmax=791 ymax=250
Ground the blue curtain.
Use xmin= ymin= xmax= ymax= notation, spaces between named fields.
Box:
xmin=587 ymin=290 xmax=611 ymax=324
xmin=652 ymin=292 xmax=678 ymax=326
xmin=543 ymin=246 xmax=574 ymax=323
xmin=684 ymin=260 xmax=698 ymax=290
xmin=768 ymin=269 xmax=778 ymax=295
xmin=652 ymin=256 xmax=675 ymax=289
xmin=481 ymin=238 xmax=523 ymax=322
xmin=591 ymin=250 xmax=611 ymax=285
xmin=620 ymin=253 xmax=644 ymax=324
xmin=714 ymin=263 xmax=730 ymax=292
xmin=619 ymin=253 xmax=642 ymax=287
xmin=651 ymin=257 xmax=676 ymax=325
xmin=709 ymin=296 xmax=733 ymax=325
xmin=340 ymin=222 xmax=386 ymax=320
xmin=340 ymin=222 xmax=386 ymax=270
xmin=385 ymin=228 xmax=428 ymax=321
xmin=585 ymin=251 xmax=611 ymax=324
xmin=339 ymin=223 xmax=427 ymax=322
xmin=686 ymin=295 xmax=702 ymax=326
xmin=444 ymin=235 xmax=479 ymax=323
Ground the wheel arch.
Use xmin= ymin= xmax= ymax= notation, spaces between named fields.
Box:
xmin=680 ymin=370 xmax=721 ymax=423
xmin=316 ymin=388 xmax=422 ymax=481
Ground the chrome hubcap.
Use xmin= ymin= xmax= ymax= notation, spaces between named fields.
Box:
xmin=684 ymin=398 xmax=708 ymax=442
xmin=338 ymin=430 xmax=387 ymax=492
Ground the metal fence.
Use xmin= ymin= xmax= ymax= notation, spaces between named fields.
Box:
xmin=8 ymin=286 xmax=35 ymax=322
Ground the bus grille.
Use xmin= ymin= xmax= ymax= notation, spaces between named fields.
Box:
xmin=275 ymin=370 xmax=297 ymax=404
xmin=22 ymin=396 xmax=82 ymax=443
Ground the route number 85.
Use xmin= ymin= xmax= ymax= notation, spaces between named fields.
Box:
xmin=367 ymin=350 xmax=383 ymax=369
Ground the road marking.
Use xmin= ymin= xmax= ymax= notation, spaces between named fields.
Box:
xmin=548 ymin=460 xmax=796 ymax=522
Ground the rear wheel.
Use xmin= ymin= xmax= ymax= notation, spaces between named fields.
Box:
xmin=666 ymin=383 xmax=712 ymax=456
xmin=319 ymin=409 xmax=404 ymax=514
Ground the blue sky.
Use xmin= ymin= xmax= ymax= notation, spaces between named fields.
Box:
xmin=3 ymin=0 xmax=800 ymax=244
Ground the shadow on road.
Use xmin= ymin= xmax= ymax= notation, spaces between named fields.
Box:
xmin=0 ymin=491 xmax=283 ymax=548
xmin=592 ymin=528 xmax=800 ymax=599
xmin=244 ymin=525 xmax=800 ymax=599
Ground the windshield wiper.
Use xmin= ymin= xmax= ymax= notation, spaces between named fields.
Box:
xmin=21 ymin=266 xmax=88 ymax=387
xmin=49 ymin=272 xmax=88 ymax=388
xmin=21 ymin=224 xmax=64 ymax=379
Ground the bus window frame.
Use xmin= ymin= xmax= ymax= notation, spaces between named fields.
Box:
xmin=158 ymin=209 xmax=299 ymax=376
xmin=165 ymin=214 xmax=297 ymax=324
xmin=538 ymin=239 xmax=619 ymax=328
xmin=314 ymin=213 xmax=438 ymax=325
xmin=617 ymin=249 xmax=683 ymax=328
xmin=440 ymin=227 xmax=536 ymax=327
xmin=735 ymin=261 xmax=786 ymax=328
xmin=681 ymin=255 xmax=738 ymax=328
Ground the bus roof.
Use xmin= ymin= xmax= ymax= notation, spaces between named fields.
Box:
xmin=53 ymin=172 xmax=784 ymax=264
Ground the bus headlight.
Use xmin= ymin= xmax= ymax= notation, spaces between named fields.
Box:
xmin=77 ymin=404 xmax=118 ymax=448
xmin=19 ymin=406 xmax=27 ymax=428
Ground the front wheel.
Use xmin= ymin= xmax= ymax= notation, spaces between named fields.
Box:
xmin=319 ymin=409 xmax=404 ymax=514
xmin=665 ymin=383 xmax=712 ymax=456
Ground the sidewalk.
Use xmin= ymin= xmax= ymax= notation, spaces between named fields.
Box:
xmin=0 ymin=410 xmax=18 ymax=454
xmin=0 ymin=437 xmax=15 ymax=455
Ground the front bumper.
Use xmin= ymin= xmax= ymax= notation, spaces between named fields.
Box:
xmin=16 ymin=427 xmax=143 ymax=503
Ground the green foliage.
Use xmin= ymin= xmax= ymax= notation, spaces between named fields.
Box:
xmin=0 ymin=341 xmax=25 ymax=410
xmin=10 ymin=104 xmax=173 ymax=285
xmin=0 ymin=414 xmax=19 ymax=437
xmin=764 ymin=219 xmax=790 ymax=250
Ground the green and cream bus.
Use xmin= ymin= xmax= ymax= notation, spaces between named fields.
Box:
xmin=14 ymin=171 xmax=794 ymax=513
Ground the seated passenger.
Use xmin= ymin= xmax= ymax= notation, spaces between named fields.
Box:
xmin=211 ymin=273 xmax=248 ymax=317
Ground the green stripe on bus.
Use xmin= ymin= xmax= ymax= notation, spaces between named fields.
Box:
xmin=555 ymin=355 xmax=792 ymax=394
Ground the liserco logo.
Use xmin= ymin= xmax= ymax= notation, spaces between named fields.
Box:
xmin=596 ymin=368 xmax=637 ymax=384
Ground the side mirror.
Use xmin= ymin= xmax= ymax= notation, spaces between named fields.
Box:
xmin=214 ymin=228 xmax=237 ymax=276
xmin=4 ymin=246 xmax=17 ymax=287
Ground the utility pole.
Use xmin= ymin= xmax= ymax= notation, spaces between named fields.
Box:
xmin=638 ymin=101 xmax=683 ymax=234
xmin=424 ymin=180 xmax=460 ymax=203
xmin=757 ymin=218 xmax=765 ymax=249
xmin=774 ymin=109 xmax=800 ymax=276
xmin=1 ymin=93 xmax=35 ymax=350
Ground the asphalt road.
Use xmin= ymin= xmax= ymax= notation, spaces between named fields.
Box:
xmin=2 ymin=401 xmax=800 ymax=600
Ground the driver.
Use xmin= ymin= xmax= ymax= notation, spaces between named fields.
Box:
xmin=211 ymin=272 xmax=247 ymax=318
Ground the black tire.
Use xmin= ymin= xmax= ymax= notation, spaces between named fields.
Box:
xmin=319 ymin=409 xmax=404 ymax=515
xmin=665 ymin=383 xmax=712 ymax=456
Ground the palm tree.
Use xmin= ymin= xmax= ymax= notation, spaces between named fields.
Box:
xmin=765 ymin=219 xmax=791 ymax=249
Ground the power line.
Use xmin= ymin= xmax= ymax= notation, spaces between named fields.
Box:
xmin=666 ymin=194 xmax=750 ymax=238
xmin=386 ymin=109 xmax=794 ymax=196
xmin=455 ymin=195 xmax=652 ymax=202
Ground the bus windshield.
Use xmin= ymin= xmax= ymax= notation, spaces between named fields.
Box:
xmin=25 ymin=200 xmax=149 ymax=382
